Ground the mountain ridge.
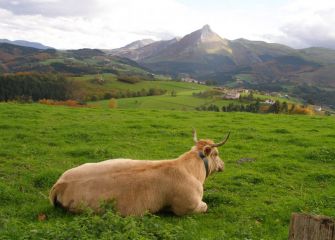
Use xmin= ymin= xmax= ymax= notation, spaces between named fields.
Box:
xmin=109 ymin=25 xmax=335 ymax=84
xmin=0 ymin=39 xmax=53 ymax=50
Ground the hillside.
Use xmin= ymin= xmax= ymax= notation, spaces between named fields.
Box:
xmin=0 ymin=43 xmax=152 ymax=77
xmin=2 ymin=28 xmax=335 ymax=108
xmin=0 ymin=103 xmax=334 ymax=239
xmin=70 ymin=74 xmax=209 ymax=101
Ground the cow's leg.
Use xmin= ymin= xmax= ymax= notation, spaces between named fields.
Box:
xmin=171 ymin=199 xmax=207 ymax=216
xmin=192 ymin=201 xmax=207 ymax=213
xmin=170 ymin=178 xmax=206 ymax=216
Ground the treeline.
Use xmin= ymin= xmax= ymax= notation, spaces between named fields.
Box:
xmin=0 ymin=73 xmax=72 ymax=101
xmin=293 ymin=84 xmax=335 ymax=107
xmin=117 ymin=75 xmax=142 ymax=84
xmin=116 ymin=73 xmax=155 ymax=84
xmin=196 ymin=101 xmax=315 ymax=115
xmin=222 ymin=101 xmax=288 ymax=113
xmin=0 ymin=72 xmax=167 ymax=103
xmin=90 ymin=88 xmax=167 ymax=101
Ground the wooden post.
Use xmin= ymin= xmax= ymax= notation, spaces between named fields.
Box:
xmin=289 ymin=213 xmax=335 ymax=240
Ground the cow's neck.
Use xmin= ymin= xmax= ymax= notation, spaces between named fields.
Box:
xmin=178 ymin=150 xmax=208 ymax=183
xmin=198 ymin=151 xmax=209 ymax=178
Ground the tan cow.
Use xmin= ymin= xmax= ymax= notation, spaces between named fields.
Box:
xmin=49 ymin=129 xmax=230 ymax=216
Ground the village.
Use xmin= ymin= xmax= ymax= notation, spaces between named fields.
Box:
xmin=180 ymin=76 xmax=324 ymax=113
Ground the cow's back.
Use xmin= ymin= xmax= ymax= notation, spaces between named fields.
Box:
xmin=50 ymin=158 xmax=181 ymax=215
xmin=59 ymin=159 xmax=155 ymax=181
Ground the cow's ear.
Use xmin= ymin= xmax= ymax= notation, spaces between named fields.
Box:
xmin=203 ymin=145 xmax=212 ymax=156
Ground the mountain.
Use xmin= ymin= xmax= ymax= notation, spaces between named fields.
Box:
xmin=0 ymin=39 xmax=53 ymax=50
xmin=108 ymin=39 xmax=155 ymax=59
xmin=110 ymin=25 xmax=335 ymax=85
xmin=0 ymin=43 xmax=152 ymax=76
xmin=123 ymin=39 xmax=155 ymax=50
xmin=110 ymin=25 xmax=304 ymax=77
xmin=109 ymin=38 xmax=179 ymax=61
xmin=110 ymin=25 xmax=335 ymax=107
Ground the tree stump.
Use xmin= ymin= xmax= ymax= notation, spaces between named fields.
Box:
xmin=289 ymin=213 xmax=335 ymax=240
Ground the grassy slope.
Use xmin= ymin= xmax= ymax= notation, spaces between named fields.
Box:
xmin=73 ymin=74 xmax=299 ymax=110
xmin=72 ymin=74 xmax=210 ymax=98
xmin=0 ymin=103 xmax=334 ymax=239
xmin=98 ymin=92 xmax=298 ymax=111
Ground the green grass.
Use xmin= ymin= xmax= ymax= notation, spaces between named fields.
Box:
xmin=72 ymin=74 xmax=210 ymax=100
xmin=96 ymin=92 xmax=242 ymax=110
xmin=72 ymin=74 xmax=209 ymax=91
xmin=0 ymin=103 xmax=334 ymax=239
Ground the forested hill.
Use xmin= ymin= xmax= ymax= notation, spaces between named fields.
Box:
xmin=0 ymin=43 xmax=152 ymax=77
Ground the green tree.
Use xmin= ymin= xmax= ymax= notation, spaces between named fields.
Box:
xmin=281 ymin=101 xmax=288 ymax=113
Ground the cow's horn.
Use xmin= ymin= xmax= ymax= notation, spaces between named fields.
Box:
xmin=211 ymin=132 xmax=230 ymax=147
xmin=192 ymin=128 xmax=198 ymax=143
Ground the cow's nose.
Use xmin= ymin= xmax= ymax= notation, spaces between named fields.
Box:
xmin=218 ymin=162 xmax=224 ymax=171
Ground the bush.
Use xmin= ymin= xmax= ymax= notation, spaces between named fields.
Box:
xmin=109 ymin=98 xmax=117 ymax=109
xmin=117 ymin=76 xmax=141 ymax=84
xmin=39 ymin=99 xmax=92 ymax=108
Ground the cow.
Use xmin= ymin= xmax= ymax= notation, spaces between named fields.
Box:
xmin=49 ymin=129 xmax=230 ymax=216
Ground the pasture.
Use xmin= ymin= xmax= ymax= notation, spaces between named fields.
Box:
xmin=0 ymin=103 xmax=334 ymax=239
xmin=71 ymin=74 xmax=210 ymax=99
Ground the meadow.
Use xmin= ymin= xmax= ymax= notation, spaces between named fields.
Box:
xmin=70 ymin=74 xmax=210 ymax=100
xmin=0 ymin=103 xmax=334 ymax=239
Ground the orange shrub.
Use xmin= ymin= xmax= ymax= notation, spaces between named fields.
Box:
xmin=108 ymin=98 xmax=117 ymax=109
xmin=39 ymin=99 xmax=87 ymax=108
xmin=291 ymin=105 xmax=315 ymax=115
xmin=259 ymin=105 xmax=270 ymax=112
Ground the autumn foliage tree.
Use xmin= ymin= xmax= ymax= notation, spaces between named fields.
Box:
xmin=108 ymin=98 xmax=117 ymax=109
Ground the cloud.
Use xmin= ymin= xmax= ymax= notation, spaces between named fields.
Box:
xmin=0 ymin=0 xmax=99 ymax=17
xmin=0 ymin=0 xmax=334 ymax=49
xmin=0 ymin=0 xmax=203 ymax=49
xmin=263 ymin=0 xmax=335 ymax=49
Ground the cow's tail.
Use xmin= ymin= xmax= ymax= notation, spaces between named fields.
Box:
xmin=49 ymin=182 xmax=67 ymax=208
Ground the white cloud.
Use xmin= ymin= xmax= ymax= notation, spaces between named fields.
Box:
xmin=0 ymin=0 xmax=334 ymax=49
xmin=263 ymin=0 xmax=335 ymax=48
xmin=0 ymin=0 xmax=205 ymax=49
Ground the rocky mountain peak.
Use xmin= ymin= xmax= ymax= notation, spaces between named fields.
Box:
xmin=124 ymin=39 xmax=155 ymax=50
xmin=196 ymin=24 xmax=225 ymax=43
xmin=201 ymin=24 xmax=212 ymax=32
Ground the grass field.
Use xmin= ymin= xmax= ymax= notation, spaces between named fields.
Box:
xmin=96 ymin=92 xmax=297 ymax=111
xmin=71 ymin=74 xmax=210 ymax=101
xmin=96 ymin=92 xmax=231 ymax=110
xmin=0 ymin=103 xmax=334 ymax=239
xmin=70 ymin=74 xmax=301 ymax=111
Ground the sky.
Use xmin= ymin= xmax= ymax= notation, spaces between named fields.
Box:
xmin=0 ymin=0 xmax=334 ymax=49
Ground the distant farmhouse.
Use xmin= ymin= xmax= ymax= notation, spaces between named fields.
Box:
xmin=263 ymin=99 xmax=275 ymax=105
xmin=223 ymin=91 xmax=240 ymax=100
xmin=212 ymin=87 xmax=248 ymax=100
xmin=181 ymin=76 xmax=205 ymax=84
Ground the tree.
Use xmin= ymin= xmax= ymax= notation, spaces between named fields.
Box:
xmin=247 ymin=91 xmax=254 ymax=101
xmin=281 ymin=101 xmax=288 ymax=113
xmin=268 ymin=100 xmax=280 ymax=113
xmin=171 ymin=89 xmax=177 ymax=97
xmin=289 ymin=104 xmax=296 ymax=114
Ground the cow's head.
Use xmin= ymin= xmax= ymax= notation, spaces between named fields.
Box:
xmin=192 ymin=129 xmax=230 ymax=174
